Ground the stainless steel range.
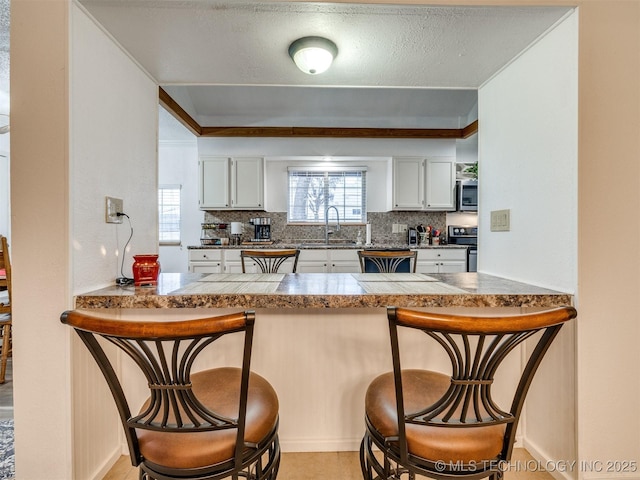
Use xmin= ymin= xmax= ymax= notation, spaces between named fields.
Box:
xmin=447 ymin=225 xmax=477 ymax=272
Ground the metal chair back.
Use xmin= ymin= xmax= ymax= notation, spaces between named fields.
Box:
xmin=241 ymin=249 xmax=300 ymax=273
xmin=358 ymin=250 xmax=417 ymax=273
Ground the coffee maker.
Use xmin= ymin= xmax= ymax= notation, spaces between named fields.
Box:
xmin=251 ymin=217 xmax=271 ymax=242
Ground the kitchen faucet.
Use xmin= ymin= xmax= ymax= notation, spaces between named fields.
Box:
xmin=325 ymin=205 xmax=340 ymax=244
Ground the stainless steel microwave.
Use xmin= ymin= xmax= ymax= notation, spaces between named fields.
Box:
xmin=456 ymin=180 xmax=478 ymax=211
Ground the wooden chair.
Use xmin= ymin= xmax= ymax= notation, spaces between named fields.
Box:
xmin=61 ymin=309 xmax=281 ymax=480
xmin=358 ymin=250 xmax=417 ymax=273
xmin=241 ymin=249 xmax=300 ymax=273
xmin=361 ymin=306 xmax=577 ymax=480
xmin=0 ymin=236 xmax=12 ymax=384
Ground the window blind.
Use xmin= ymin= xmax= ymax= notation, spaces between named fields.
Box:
xmin=158 ymin=185 xmax=181 ymax=245
xmin=287 ymin=167 xmax=367 ymax=223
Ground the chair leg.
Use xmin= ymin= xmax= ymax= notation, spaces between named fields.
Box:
xmin=0 ymin=323 xmax=10 ymax=384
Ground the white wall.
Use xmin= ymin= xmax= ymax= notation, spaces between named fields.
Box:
xmin=479 ymin=11 xmax=578 ymax=477
xmin=158 ymin=139 xmax=200 ymax=272
xmin=70 ymin=5 xmax=159 ymax=479
xmin=478 ymin=12 xmax=577 ymax=293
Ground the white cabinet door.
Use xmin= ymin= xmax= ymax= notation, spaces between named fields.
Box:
xmin=231 ymin=157 xmax=264 ymax=209
xmin=425 ymin=157 xmax=456 ymax=211
xmin=329 ymin=249 xmax=360 ymax=273
xmin=223 ymin=249 xmax=255 ymax=273
xmin=188 ymin=249 xmax=223 ymax=273
xmin=190 ymin=263 xmax=223 ymax=273
xmin=416 ymin=248 xmax=467 ymax=273
xmin=200 ymin=156 xmax=264 ymax=210
xmin=392 ymin=157 xmax=424 ymax=210
xmin=199 ymin=157 xmax=230 ymax=209
xmin=297 ymin=250 xmax=329 ymax=273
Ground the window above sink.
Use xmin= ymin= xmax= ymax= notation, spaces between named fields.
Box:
xmin=287 ymin=166 xmax=367 ymax=225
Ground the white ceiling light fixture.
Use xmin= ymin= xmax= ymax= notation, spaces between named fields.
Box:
xmin=288 ymin=36 xmax=338 ymax=75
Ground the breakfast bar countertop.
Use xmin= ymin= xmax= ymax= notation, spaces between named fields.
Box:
xmin=74 ymin=272 xmax=572 ymax=309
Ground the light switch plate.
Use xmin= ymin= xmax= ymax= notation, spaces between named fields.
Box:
xmin=490 ymin=209 xmax=510 ymax=232
xmin=105 ymin=196 xmax=123 ymax=224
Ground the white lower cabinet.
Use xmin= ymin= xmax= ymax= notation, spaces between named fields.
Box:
xmin=189 ymin=248 xmax=466 ymax=274
xmin=328 ymin=249 xmax=360 ymax=273
xmin=190 ymin=249 xmax=300 ymax=273
xmin=297 ymin=249 xmax=360 ymax=273
xmin=297 ymin=250 xmax=329 ymax=273
xmin=416 ymin=248 xmax=467 ymax=273
xmin=188 ymin=249 xmax=223 ymax=273
xmin=222 ymin=250 xmax=251 ymax=273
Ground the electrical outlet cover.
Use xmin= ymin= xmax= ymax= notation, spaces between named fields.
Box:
xmin=106 ymin=196 xmax=123 ymax=224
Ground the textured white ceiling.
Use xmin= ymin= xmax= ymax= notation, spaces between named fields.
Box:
xmin=4 ymin=1 xmax=573 ymax=138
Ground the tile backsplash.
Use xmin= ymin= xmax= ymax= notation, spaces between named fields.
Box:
xmin=203 ymin=210 xmax=446 ymax=245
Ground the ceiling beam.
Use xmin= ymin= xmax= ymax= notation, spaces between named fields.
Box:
xmin=159 ymin=88 xmax=478 ymax=139
xmin=461 ymin=119 xmax=478 ymax=138
xmin=159 ymin=87 xmax=202 ymax=136
xmin=199 ymin=126 xmax=467 ymax=139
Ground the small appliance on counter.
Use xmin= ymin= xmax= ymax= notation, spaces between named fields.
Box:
xmin=407 ymin=227 xmax=418 ymax=245
xmin=447 ymin=225 xmax=478 ymax=272
xmin=249 ymin=217 xmax=272 ymax=242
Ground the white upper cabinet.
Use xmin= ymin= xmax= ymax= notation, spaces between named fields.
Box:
xmin=392 ymin=156 xmax=456 ymax=211
xmin=392 ymin=157 xmax=424 ymax=209
xmin=199 ymin=156 xmax=264 ymax=210
xmin=425 ymin=157 xmax=456 ymax=210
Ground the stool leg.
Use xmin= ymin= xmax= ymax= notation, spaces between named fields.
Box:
xmin=0 ymin=323 xmax=10 ymax=384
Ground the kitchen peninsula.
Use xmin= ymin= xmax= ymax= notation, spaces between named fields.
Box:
xmin=74 ymin=272 xmax=571 ymax=309
xmin=73 ymin=272 xmax=572 ymax=453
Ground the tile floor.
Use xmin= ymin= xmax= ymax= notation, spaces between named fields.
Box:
xmin=104 ymin=448 xmax=554 ymax=480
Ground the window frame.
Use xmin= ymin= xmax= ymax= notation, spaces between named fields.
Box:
xmin=287 ymin=166 xmax=367 ymax=225
xmin=158 ymin=184 xmax=182 ymax=246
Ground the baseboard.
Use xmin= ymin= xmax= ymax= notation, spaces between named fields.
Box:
xmin=279 ymin=437 xmax=361 ymax=453
xmin=89 ymin=446 xmax=124 ymax=480
xmin=521 ymin=439 xmax=578 ymax=480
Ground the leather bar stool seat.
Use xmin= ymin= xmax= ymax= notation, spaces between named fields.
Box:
xmin=365 ymin=370 xmax=505 ymax=464
xmin=138 ymin=367 xmax=279 ymax=469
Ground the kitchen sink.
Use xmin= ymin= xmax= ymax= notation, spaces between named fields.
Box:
xmin=299 ymin=241 xmax=358 ymax=248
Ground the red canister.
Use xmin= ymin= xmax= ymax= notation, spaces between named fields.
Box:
xmin=132 ymin=254 xmax=160 ymax=286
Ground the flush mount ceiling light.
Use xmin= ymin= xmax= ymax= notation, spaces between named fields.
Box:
xmin=288 ymin=36 xmax=338 ymax=75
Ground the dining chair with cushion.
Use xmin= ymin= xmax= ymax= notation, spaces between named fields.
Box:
xmin=240 ymin=249 xmax=300 ymax=273
xmin=361 ymin=306 xmax=577 ymax=480
xmin=0 ymin=235 xmax=12 ymax=384
xmin=358 ymin=250 xmax=417 ymax=273
xmin=61 ymin=309 xmax=281 ymax=480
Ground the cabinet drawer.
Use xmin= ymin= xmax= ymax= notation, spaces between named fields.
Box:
xmin=188 ymin=249 xmax=223 ymax=262
xmin=416 ymin=248 xmax=467 ymax=261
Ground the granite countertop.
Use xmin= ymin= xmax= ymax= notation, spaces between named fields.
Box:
xmin=74 ymin=272 xmax=572 ymax=310
xmin=189 ymin=243 xmax=468 ymax=250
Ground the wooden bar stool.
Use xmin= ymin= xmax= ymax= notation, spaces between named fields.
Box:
xmin=61 ymin=309 xmax=281 ymax=480
xmin=0 ymin=236 xmax=12 ymax=384
xmin=357 ymin=250 xmax=417 ymax=273
xmin=361 ymin=306 xmax=577 ymax=480
xmin=241 ymin=249 xmax=300 ymax=273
